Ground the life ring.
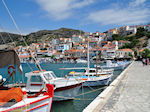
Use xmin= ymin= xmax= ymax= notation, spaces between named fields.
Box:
xmin=8 ymin=65 xmax=16 ymax=76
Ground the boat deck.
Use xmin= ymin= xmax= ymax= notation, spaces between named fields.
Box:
xmin=84 ymin=61 xmax=150 ymax=112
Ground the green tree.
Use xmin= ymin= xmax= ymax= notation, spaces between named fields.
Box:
xmin=143 ymin=41 xmax=148 ymax=47
xmin=141 ymin=49 xmax=150 ymax=58
xmin=128 ymin=52 xmax=133 ymax=58
xmin=112 ymin=34 xmax=125 ymax=40
xmin=120 ymin=39 xmax=139 ymax=49
xmin=51 ymin=55 xmax=56 ymax=59
xmin=136 ymin=27 xmax=148 ymax=38
xmin=146 ymin=32 xmax=150 ymax=38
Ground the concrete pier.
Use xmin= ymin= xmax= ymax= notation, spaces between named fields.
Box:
xmin=83 ymin=61 xmax=150 ymax=112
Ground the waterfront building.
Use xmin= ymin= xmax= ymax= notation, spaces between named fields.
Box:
xmin=72 ymin=35 xmax=83 ymax=43
xmin=55 ymin=44 xmax=71 ymax=52
xmin=18 ymin=51 xmax=31 ymax=62
xmin=116 ymin=49 xmax=134 ymax=58
xmin=119 ymin=26 xmax=137 ymax=35
xmin=51 ymin=39 xmax=60 ymax=45
xmin=106 ymin=28 xmax=119 ymax=40
xmin=64 ymin=49 xmax=87 ymax=59
xmin=36 ymin=50 xmax=49 ymax=57
xmin=101 ymin=41 xmax=118 ymax=59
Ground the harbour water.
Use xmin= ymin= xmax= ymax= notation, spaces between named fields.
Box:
xmin=0 ymin=63 xmax=122 ymax=112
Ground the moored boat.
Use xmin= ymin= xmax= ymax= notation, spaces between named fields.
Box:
xmin=68 ymin=67 xmax=113 ymax=76
xmin=76 ymin=59 xmax=87 ymax=63
xmin=100 ymin=60 xmax=129 ymax=70
xmin=25 ymin=70 xmax=83 ymax=101
xmin=0 ymin=50 xmax=54 ymax=112
xmin=69 ymin=75 xmax=112 ymax=87
xmin=61 ymin=37 xmax=113 ymax=87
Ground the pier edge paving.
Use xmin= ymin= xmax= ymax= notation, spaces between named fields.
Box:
xmin=83 ymin=61 xmax=134 ymax=112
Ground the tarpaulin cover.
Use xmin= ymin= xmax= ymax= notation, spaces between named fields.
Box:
xmin=0 ymin=50 xmax=21 ymax=72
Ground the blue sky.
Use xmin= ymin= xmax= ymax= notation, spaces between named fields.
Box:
xmin=0 ymin=0 xmax=150 ymax=34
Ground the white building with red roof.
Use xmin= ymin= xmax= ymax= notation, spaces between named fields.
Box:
xmin=116 ymin=49 xmax=134 ymax=58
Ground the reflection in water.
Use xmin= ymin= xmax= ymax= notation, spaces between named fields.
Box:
xmin=52 ymin=100 xmax=75 ymax=112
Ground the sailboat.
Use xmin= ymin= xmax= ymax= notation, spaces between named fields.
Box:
xmin=61 ymin=37 xmax=113 ymax=87
xmin=0 ymin=50 xmax=54 ymax=112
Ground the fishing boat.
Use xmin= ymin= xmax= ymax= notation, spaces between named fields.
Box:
xmin=61 ymin=67 xmax=113 ymax=76
xmin=69 ymin=75 xmax=112 ymax=87
xmin=61 ymin=67 xmax=112 ymax=87
xmin=0 ymin=50 xmax=54 ymax=112
xmin=61 ymin=38 xmax=113 ymax=87
xmin=25 ymin=70 xmax=83 ymax=101
xmin=100 ymin=60 xmax=129 ymax=70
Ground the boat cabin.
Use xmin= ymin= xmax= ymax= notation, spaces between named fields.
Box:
xmin=84 ymin=68 xmax=98 ymax=73
xmin=25 ymin=71 xmax=57 ymax=92
xmin=69 ymin=68 xmax=100 ymax=76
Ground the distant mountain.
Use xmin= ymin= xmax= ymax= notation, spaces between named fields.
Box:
xmin=0 ymin=32 xmax=23 ymax=44
xmin=25 ymin=28 xmax=84 ymax=43
xmin=0 ymin=28 xmax=84 ymax=45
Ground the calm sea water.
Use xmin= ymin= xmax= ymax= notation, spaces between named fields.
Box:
xmin=0 ymin=63 xmax=122 ymax=112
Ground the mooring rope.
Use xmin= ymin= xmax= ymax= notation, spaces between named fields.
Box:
xmin=54 ymin=86 xmax=107 ymax=101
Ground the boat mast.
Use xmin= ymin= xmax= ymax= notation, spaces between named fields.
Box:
xmin=2 ymin=0 xmax=43 ymax=71
xmin=87 ymin=36 xmax=90 ymax=74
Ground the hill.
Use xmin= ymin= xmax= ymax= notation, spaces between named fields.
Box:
xmin=0 ymin=32 xmax=23 ymax=45
xmin=25 ymin=28 xmax=84 ymax=44
xmin=0 ymin=28 xmax=84 ymax=45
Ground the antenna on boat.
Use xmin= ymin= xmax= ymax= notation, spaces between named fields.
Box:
xmin=87 ymin=35 xmax=90 ymax=74
xmin=2 ymin=0 xmax=43 ymax=71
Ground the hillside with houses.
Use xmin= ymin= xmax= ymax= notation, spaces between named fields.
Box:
xmin=0 ymin=28 xmax=84 ymax=45
xmin=1 ymin=24 xmax=150 ymax=63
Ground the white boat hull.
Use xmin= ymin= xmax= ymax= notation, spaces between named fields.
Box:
xmin=0 ymin=96 xmax=53 ymax=112
xmin=101 ymin=65 xmax=125 ymax=70
xmin=54 ymin=83 xmax=82 ymax=101
xmin=101 ymin=61 xmax=130 ymax=71
xmin=83 ymin=77 xmax=111 ymax=87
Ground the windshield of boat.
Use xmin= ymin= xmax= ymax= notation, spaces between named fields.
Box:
xmin=51 ymin=72 xmax=57 ymax=78
xmin=44 ymin=72 xmax=56 ymax=81
xmin=30 ymin=76 xmax=43 ymax=82
xmin=44 ymin=73 xmax=53 ymax=80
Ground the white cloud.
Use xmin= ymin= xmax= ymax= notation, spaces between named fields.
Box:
xmin=36 ymin=0 xmax=95 ymax=20
xmin=87 ymin=0 xmax=150 ymax=25
xmin=129 ymin=0 xmax=146 ymax=7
